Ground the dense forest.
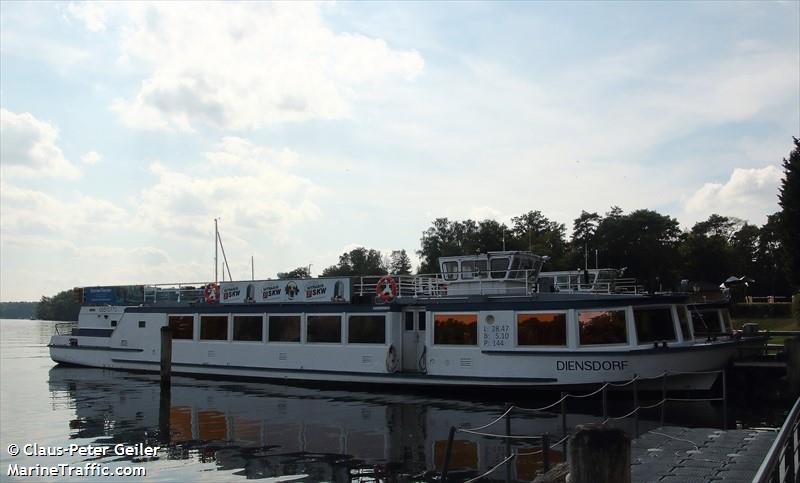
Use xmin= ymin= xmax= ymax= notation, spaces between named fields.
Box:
xmin=316 ymin=138 xmax=800 ymax=296
xmin=27 ymin=138 xmax=800 ymax=321
xmin=0 ymin=302 xmax=38 ymax=319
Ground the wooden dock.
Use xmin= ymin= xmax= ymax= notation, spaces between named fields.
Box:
xmin=631 ymin=426 xmax=777 ymax=483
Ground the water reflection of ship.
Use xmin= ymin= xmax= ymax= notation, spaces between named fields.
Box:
xmin=48 ymin=367 xmax=721 ymax=481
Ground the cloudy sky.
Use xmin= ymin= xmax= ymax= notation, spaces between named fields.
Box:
xmin=1 ymin=1 xmax=798 ymax=301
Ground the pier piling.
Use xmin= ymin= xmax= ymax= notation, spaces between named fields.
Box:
xmin=160 ymin=326 xmax=172 ymax=390
xmin=569 ymin=425 xmax=630 ymax=483
xmin=158 ymin=326 xmax=172 ymax=444
xmin=785 ymin=336 xmax=800 ymax=396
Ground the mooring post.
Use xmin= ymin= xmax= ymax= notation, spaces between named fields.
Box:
xmin=441 ymin=426 xmax=456 ymax=482
xmin=160 ymin=326 xmax=172 ymax=390
xmin=569 ymin=425 xmax=631 ymax=483
xmin=505 ymin=404 xmax=512 ymax=483
xmin=722 ymin=368 xmax=728 ymax=430
xmin=542 ymin=432 xmax=550 ymax=472
xmin=660 ymin=372 xmax=667 ymax=427
xmin=159 ymin=326 xmax=172 ymax=445
xmin=602 ymin=382 xmax=608 ymax=420
xmin=785 ymin=336 xmax=800 ymax=396
xmin=633 ymin=376 xmax=639 ymax=436
xmin=158 ymin=384 xmax=171 ymax=445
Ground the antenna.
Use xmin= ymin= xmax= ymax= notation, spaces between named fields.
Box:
xmin=214 ymin=219 xmax=233 ymax=281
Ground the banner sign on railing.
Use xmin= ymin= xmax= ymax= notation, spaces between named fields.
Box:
xmin=219 ymin=278 xmax=350 ymax=304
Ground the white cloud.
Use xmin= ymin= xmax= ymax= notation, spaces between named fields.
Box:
xmin=134 ymin=137 xmax=322 ymax=243
xmin=104 ymin=3 xmax=424 ymax=131
xmin=682 ymin=165 xmax=782 ymax=226
xmin=66 ymin=2 xmax=109 ymax=32
xmin=0 ymin=108 xmax=80 ymax=178
xmin=0 ymin=182 xmax=127 ymax=240
xmin=80 ymin=150 xmax=102 ymax=164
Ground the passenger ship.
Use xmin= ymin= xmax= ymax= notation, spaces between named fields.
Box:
xmin=48 ymin=251 xmax=764 ymax=390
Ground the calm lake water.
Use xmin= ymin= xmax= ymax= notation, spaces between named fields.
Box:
xmin=0 ymin=319 xmax=791 ymax=482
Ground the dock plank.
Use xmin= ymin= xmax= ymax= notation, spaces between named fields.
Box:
xmin=629 ymin=427 xmax=777 ymax=483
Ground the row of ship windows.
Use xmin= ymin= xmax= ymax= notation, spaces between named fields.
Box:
xmin=163 ymin=306 xmax=728 ymax=347
xmin=434 ymin=307 xmax=729 ymax=346
xmin=167 ymin=314 xmax=386 ymax=344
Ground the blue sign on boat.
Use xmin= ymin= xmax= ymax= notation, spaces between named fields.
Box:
xmin=84 ymin=287 xmax=117 ymax=304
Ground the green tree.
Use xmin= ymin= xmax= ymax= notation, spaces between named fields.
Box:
xmin=510 ymin=211 xmax=567 ymax=268
xmin=389 ymin=250 xmax=413 ymax=275
xmin=277 ymin=266 xmax=311 ymax=279
xmin=36 ymin=289 xmax=81 ymax=321
xmin=680 ymin=214 xmax=740 ymax=283
xmin=322 ymin=247 xmax=386 ymax=276
xmin=594 ymin=208 xmax=682 ymax=291
xmin=753 ymin=213 xmax=792 ymax=296
xmin=778 ymin=137 xmax=800 ymax=289
xmin=568 ymin=210 xmax=601 ymax=269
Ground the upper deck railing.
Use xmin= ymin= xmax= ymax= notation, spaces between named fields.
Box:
xmin=353 ymin=269 xmax=645 ymax=299
xmin=78 ymin=269 xmax=646 ymax=307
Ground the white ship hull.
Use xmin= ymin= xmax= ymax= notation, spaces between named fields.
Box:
xmin=49 ymin=304 xmax=761 ymax=391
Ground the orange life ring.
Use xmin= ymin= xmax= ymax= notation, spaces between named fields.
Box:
xmin=375 ymin=275 xmax=398 ymax=302
xmin=203 ymin=283 xmax=220 ymax=303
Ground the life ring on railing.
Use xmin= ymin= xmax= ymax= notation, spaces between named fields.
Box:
xmin=203 ymin=283 xmax=220 ymax=303
xmin=375 ymin=275 xmax=398 ymax=302
xmin=386 ymin=344 xmax=399 ymax=373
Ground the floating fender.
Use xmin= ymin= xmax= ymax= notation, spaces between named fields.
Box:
xmin=385 ymin=344 xmax=399 ymax=373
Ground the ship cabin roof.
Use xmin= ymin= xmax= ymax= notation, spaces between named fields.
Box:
xmin=437 ymin=251 xmax=544 ymax=283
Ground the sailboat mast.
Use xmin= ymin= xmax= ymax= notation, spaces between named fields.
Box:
xmin=215 ymin=218 xmax=219 ymax=283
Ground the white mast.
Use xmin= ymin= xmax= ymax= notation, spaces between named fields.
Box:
xmin=214 ymin=218 xmax=219 ymax=283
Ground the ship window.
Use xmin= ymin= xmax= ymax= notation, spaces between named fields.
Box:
xmin=676 ymin=306 xmax=692 ymax=340
xmin=461 ymin=260 xmax=475 ymax=280
xmin=418 ymin=313 xmax=426 ymax=330
xmin=110 ymin=320 xmax=117 ymax=327
xmin=434 ymin=313 xmax=478 ymax=345
xmin=169 ymin=315 xmax=194 ymax=339
xmin=578 ymin=310 xmax=627 ymax=345
xmin=268 ymin=315 xmax=300 ymax=342
xmin=442 ymin=261 xmax=458 ymax=281
xmin=307 ymin=315 xmax=342 ymax=343
xmin=517 ymin=312 xmax=567 ymax=346
xmin=233 ymin=315 xmax=263 ymax=342
xmin=139 ymin=320 xmax=146 ymax=328
xmin=475 ymin=260 xmax=488 ymax=278
xmin=490 ymin=258 xmax=509 ymax=279
xmin=633 ymin=307 xmax=676 ymax=344
xmin=691 ymin=309 xmax=718 ymax=336
xmin=348 ymin=315 xmax=386 ymax=344
xmin=405 ymin=311 xmax=414 ymax=331
xmin=200 ymin=315 xmax=228 ymax=340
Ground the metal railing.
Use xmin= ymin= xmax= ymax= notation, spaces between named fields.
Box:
xmin=355 ymin=269 xmax=646 ymax=300
xmin=142 ymin=283 xmax=207 ymax=304
xmin=54 ymin=322 xmax=76 ymax=336
xmin=440 ymin=369 xmax=728 ymax=482
xmin=753 ymin=394 xmax=800 ymax=483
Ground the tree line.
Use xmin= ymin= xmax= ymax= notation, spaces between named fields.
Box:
xmin=301 ymin=138 xmax=799 ymax=296
xmin=27 ymin=138 xmax=799 ymax=320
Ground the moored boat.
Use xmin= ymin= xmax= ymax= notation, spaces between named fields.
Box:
xmin=48 ymin=251 xmax=765 ymax=390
